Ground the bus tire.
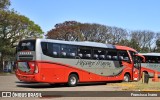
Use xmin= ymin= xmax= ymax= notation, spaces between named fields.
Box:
xmin=123 ymin=74 xmax=130 ymax=82
xmin=67 ymin=74 xmax=78 ymax=87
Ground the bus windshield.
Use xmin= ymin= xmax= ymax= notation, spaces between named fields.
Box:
xmin=17 ymin=40 xmax=36 ymax=51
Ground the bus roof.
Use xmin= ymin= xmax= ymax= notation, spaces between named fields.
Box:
xmin=38 ymin=39 xmax=116 ymax=49
xmin=139 ymin=53 xmax=160 ymax=56
xmin=24 ymin=38 xmax=137 ymax=52
xmin=115 ymin=45 xmax=137 ymax=53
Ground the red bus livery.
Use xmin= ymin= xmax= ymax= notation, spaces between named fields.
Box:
xmin=15 ymin=39 xmax=144 ymax=86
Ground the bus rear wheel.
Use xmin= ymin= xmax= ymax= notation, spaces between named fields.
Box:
xmin=67 ymin=74 xmax=78 ymax=87
xmin=123 ymin=74 xmax=130 ymax=82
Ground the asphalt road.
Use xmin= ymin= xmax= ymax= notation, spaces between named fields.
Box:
xmin=0 ymin=74 xmax=159 ymax=100
xmin=0 ymin=74 xmax=121 ymax=91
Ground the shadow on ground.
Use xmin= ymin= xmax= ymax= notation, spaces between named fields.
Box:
xmin=15 ymin=81 xmax=116 ymax=89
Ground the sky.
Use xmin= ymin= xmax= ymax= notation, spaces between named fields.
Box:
xmin=11 ymin=0 xmax=160 ymax=34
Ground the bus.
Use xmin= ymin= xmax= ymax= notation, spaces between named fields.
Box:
xmin=140 ymin=53 xmax=160 ymax=77
xmin=15 ymin=39 xmax=144 ymax=86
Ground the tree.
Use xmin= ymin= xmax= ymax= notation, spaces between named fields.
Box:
xmin=0 ymin=10 xmax=43 ymax=46
xmin=130 ymin=30 xmax=156 ymax=52
xmin=47 ymin=20 xmax=158 ymax=53
xmin=129 ymin=39 xmax=141 ymax=52
xmin=47 ymin=21 xmax=110 ymax=43
xmin=118 ymin=39 xmax=130 ymax=46
xmin=47 ymin=21 xmax=81 ymax=41
xmin=0 ymin=0 xmax=10 ymax=10
xmin=155 ymin=33 xmax=160 ymax=52
xmin=78 ymin=23 xmax=109 ymax=42
xmin=0 ymin=0 xmax=43 ymax=72
xmin=107 ymin=26 xmax=128 ymax=44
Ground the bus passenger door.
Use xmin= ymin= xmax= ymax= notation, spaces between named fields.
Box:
xmin=132 ymin=55 xmax=141 ymax=81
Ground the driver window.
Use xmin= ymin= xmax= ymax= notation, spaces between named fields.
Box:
xmin=118 ymin=50 xmax=130 ymax=63
xmin=129 ymin=51 xmax=137 ymax=62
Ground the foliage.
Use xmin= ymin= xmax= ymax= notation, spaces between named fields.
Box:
xmin=156 ymin=39 xmax=160 ymax=52
xmin=0 ymin=10 xmax=43 ymax=47
xmin=47 ymin=20 xmax=160 ymax=53
xmin=47 ymin=21 xmax=128 ymax=44
xmin=0 ymin=0 xmax=43 ymax=72
xmin=0 ymin=0 xmax=10 ymax=10
xmin=47 ymin=21 xmax=81 ymax=41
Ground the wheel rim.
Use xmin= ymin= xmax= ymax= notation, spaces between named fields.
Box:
xmin=124 ymin=75 xmax=129 ymax=82
xmin=70 ymin=76 xmax=76 ymax=85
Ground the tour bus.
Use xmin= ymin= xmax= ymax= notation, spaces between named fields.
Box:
xmin=15 ymin=39 xmax=144 ymax=86
xmin=140 ymin=53 xmax=160 ymax=77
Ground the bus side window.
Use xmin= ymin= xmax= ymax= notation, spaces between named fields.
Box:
xmin=50 ymin=43 xmax=60 ymax=57
xmin=144 ymin=56 xmax=160 ymax=63
xmin=60 ymin=45 xmax=77 ymax=58
xmin=93 ymin=49 xmax=105 ymax=60
xmin=61 ymin=45 xmax=68 ymax=58
xmin=93 ymin=49 xmax=99 ymax=60
xmin=119 ymin=56 xmax=123 ymax=60
xmin=78 ymin=47 xmax=92 ymax=59
xmin=106 ymin=50 xmax=118 ymax=61
xmin=68 ymin=45 xmax=77 ymax=58
xmin=156 ymin=57 xmax=160 ymax=63
xmin=106 ymin=55 xmax=111 ymax=60
xmin=112 ymin=56 xmax=118 ymax=60
xmin=119 ymin=50 xmax=130 ymax=62
xmin=47 ymin=43 xmax=53 ymax=57
xmin=41 ymin=42 xmax=48 ymax=55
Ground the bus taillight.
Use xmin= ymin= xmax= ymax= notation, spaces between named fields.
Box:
xmin=28 ymin=62 xmax=38 ymax=74
xmin=34 ymin=63 xmax=39 ymax=74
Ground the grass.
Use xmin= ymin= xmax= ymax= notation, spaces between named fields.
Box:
xmin=107 ymin=79 xmax=160 ymax=91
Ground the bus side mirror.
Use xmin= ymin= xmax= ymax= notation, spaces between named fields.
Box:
xmin=135 ymin=54 xmax=145 ymax=62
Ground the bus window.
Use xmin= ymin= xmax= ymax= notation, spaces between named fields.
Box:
xmin=61 ymin=45 xmax=68 ymax=58
xmin=145 ymin=56 xmax=152 ymax=63
xmin=106 ymin=50 xmax=118 ymax=60
xmin=144 ymin=56 xmax=160 ymax=63
xmin=17 ymin=40 xmax=35 ymax=51
xmin=129 ymin=51 xmax=137 ymax=62
xmin=68 ymin=45 xmax=77 ymax=58
xmin=119 ymin=50 xmax=130 ymax=62
xmin=41 ymin=42 xmax=47 ymax=55
xmin=53 ymin=44 xmax=60 ymax=57
xmin=156 ymin=57 xmax=160 ymax=63
xmin=47 ymin=43 xmax=60 ymax=58
xmin=60 ymin=45 xmax=77 ymax=58
xmin=93 ymin=49 xmax=105 ymax=60
xmin=78 ymin=47 xmax=92 ymax=59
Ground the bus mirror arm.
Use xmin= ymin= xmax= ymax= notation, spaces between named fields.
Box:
xmin=135 ymin=54 xmax=145 ymax=63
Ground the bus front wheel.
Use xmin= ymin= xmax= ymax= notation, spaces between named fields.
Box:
xmin=123 ymin=74 xmax=130 ymax=82
xmin=67 ymin=74 xmax=78 ymax=87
